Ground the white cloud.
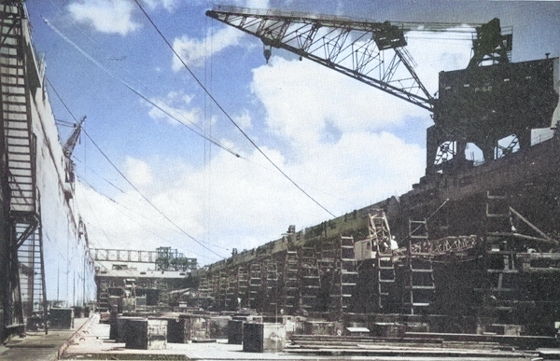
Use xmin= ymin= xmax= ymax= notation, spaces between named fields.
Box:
xmin=146 ymin=91 xmax=202 ymax=126
xmin=124 ymin=157 xmax=154 ymax=187
xmin=233 ymin=110 xmax=253 ymax=130
xmin=405 ymin=28 xmax=473 ymax=91
xmin=172 ymin=27 xmax=245 ymax=70
xmin=77 ymin=124 xmax=424 ymax=263
xmin=75 ymin=18 xmax=472 ymax=266
xmin=251 ymin=57 xmax=425 ymax=146
xmin=143 ymin=0 xmax=179 ymax=12
xmin=67 ymin=0 xmax=140 ymax=36
xmin=230 ymin=0 xmax=270 ymax=9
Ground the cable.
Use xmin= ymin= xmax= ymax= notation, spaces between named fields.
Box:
xmin=134 ymin=0 xmax=336 ymax=218
xmin=79 ymin=126 xmax=226 ymax=259
xmin=77 ymin=177 xmax=221 ymax=261
xmin=41 ymin=15 xmax=241 ymax=159
xmin=46 ymin=76 xmax=226 ymax=259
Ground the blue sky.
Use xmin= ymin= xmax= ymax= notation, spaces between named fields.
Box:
xmin=26 ymin=0 xmax=560 ymax=265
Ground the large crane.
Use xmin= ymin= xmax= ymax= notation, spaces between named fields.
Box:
xmin=63 ymin=116 xmax=85 ymax=188
xmin=206 ymin=6 xmax=558 ymax=174
xmin=207 ymin=6 xmax=451 ymax=111
xmin=63 ymin=116 xmax=86 ymax=159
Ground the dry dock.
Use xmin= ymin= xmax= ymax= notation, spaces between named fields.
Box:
xmin=4 ymin=313 xmax=559 ymax=361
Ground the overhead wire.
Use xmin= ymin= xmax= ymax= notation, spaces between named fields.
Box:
xmin=80 ymin=126 xmax=226 ymax=260
xmin=42 ymin=2 xmax=342 ymax=259
xmin=43 ymin=3 xmax=341 ymax=219
xmin=72 ymin=156 xmax=227 ymax=251
xmin=46 ymin=0 xmax=206 ymax=136
xmin=204 ymin=13 xmax=215 ymax=252
xmin=41 ymin=15 xmax=241 ymax=159
xmin=77 ymin=177 xmax=220 ymax=261
xmin=46 ymin=76 xmax=226 ymax=260
xmin=133 ymin=0 xmax=336 ymax=218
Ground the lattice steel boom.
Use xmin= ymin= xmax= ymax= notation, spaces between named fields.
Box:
xmin=206 ymin=6 xmax=436 ymax=111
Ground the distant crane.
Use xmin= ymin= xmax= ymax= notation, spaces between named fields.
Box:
xmin=206 ymin=7 xmax=558 ymax=174
xmin=63 ymin=116 xmax=85 ymax=188
xmin=63 ymin=115 xmax=86 ymax=159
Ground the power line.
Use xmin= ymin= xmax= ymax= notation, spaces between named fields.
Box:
xmin=134 ymin=0 xmax=336 ymax=218
xmin=46 ymin=77 xmax=227 ymax=260
xmin=79 ymin=126 xmax=226 ymax=259
xmin=41 ymin=15 xmax=241 ymax=159
xmin=77 ymin=177 xmax=221 ymax=261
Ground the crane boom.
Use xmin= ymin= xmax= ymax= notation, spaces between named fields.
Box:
xmin=63 ymin=116 xmax=85 ymax=159
xmin=206 ymin=6 xmax=437 ymax=111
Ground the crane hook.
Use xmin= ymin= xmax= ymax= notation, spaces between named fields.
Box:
xmin=263 ymin=44 xmax=272 ymax=64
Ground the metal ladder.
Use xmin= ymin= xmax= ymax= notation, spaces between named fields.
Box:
xmin=404 ymin=219 xmax=435 ymax=314
xmin=264 ymin=259 xmax=279 ymax=312
xmin=217 ymin=270 xmax=228 ymax=309
xmin=482 ymin=191 xmax=519 ymax=317
xmin=236 ymin=265 xmax=248 ymax=308
xmin=369 ymin=210 xmax=396 ymax=310
xmin=248 ymin=262 xmax=262 ymax=310
xmin=330 ymin=236 xmax=357 ymax=313
xmin=282 ymin=250 xmax=300 ymax=313
xmin=16 ymin=222 xmax=46 ymax=318
xmin=300 ymin=246 xmax=320 ymax=311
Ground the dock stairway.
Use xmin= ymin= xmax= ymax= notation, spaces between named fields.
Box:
xmin=282 ymin=250 xmax=300 ymax=313
xmin=248 ymin=262 xmax=262 ymax=309
xmin=1 ymin=2 xmax=43 ymax=331
xmin=404 ymin=219 xmax=435 ymax=314
xmin=481 ymin=191 xmax=520 ymax=319
xmin=329 ymin=236 xmax=357 ymax=313
xmin=300 ymin=246 xmax=321 ymax=311
xmin=368 ymin=210 xmax=396 ymax=310
xmin=264 ymin=259 xmax=279 ymax=312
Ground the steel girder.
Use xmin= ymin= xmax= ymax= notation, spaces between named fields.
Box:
xmin=206 ymin=6 xmax=435 ymax=111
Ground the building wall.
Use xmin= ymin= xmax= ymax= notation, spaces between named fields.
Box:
xmin=0 ymin=4 xmax=96 ymax=340
xmin=25 ymin=15 xmax=96 ymax=308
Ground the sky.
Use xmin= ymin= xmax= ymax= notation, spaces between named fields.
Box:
xmin=25 ymin=0 xmax=560 ymax=266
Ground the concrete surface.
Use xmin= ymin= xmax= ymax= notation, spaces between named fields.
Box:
xmin=3 ymin=313 xmax=559 ymax=360
xmin=60 ymin=314 xmax=547 ymax=361
xmin=0 ymin=317 xmax=89 ymax=361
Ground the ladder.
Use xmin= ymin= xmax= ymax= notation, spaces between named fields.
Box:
xmin=404 ymin=219 xmax=435 ymax=314
xmin=485 ymin=191 xmax=511 ymax=236
xmin=248 ymin=262 xmax=262 ymax=310
xmin=300 ymin=246 xmax=320 ymax=311
xmin=226 ymin=268 xmax=236 ymax=309
xmin=330 ymin=236 xmax=357 ymax=313
xmin=1 ymin=2 xmax=42 ymax=331
xmin=282 ymin=250 xmax=300 ymax=313
xmin=218 ymin=270 xmax=228 ymax=309
xmin=264 ymin=259 xmax=279 ymax=312
xmin=369 ymin=210 xmax=396 ymax=310
xmin=236 ymin=266 xmax=248 ymax=308
xmin=482 ymin=191 xmax=519 ymax=319
xmin=197 ymin=272 xmax=211 ymax=300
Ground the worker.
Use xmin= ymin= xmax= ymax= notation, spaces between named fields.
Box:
xmin=390 ymin=236 xmax=399 ymax=251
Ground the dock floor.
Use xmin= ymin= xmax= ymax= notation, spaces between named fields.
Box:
xmin=3 ymin=314 xmax=560 ymax=360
